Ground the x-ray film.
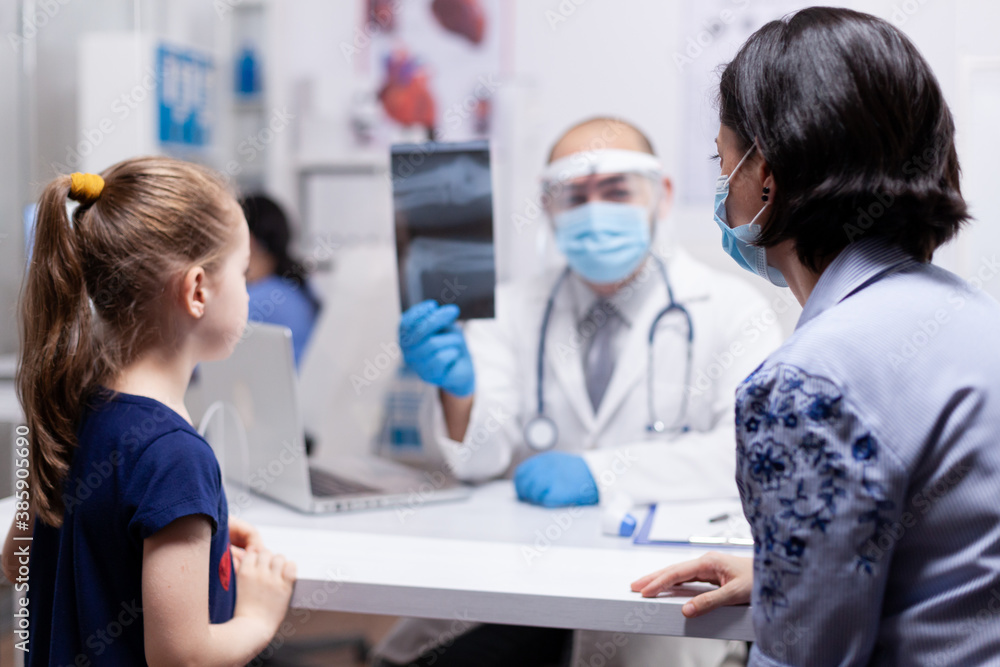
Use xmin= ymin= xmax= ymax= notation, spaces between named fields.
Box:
xmin=391 ymin=140 xmax=496 ymax=319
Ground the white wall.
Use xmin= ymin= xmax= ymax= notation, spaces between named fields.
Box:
xmin=267 ymin=0 xmax=1000 ymax=339
xmin=0 ymin=0 xmax=226 ymax=353
xmin=1 ymin=0 xmax=997 ymax=371
xmin=0 ymin=1 xmax=25 ymax=353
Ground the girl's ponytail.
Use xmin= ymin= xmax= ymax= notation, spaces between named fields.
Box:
xmin=17 ymin=174 xmax=113 ymax=527
xmin=17 ymin=157 xmax=237 ymax=528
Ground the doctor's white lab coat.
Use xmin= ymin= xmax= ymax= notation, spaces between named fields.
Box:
xmin=375 ymin=248 xmax=783 ymax=667
xmin=424 ymin=247 xmax=784 ymax=504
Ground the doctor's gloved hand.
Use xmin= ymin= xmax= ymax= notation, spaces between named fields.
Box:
xmin=514 ymin=452 xmax=599 ymax=507
xmin=399 ymin=300 xmax=475 ymax=397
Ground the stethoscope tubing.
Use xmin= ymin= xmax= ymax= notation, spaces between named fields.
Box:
xmin=527 ymin=255 xmax=694 ymax=450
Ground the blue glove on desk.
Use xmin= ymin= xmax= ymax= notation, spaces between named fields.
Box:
xmin=399 ymin=300 xmax=475 ymax=397
xmin=514 ymin=452 xmax=599 ymax=507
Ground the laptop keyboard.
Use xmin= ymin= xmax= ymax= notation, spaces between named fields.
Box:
xmin=308 ymin=467 xmax=377 ymax=498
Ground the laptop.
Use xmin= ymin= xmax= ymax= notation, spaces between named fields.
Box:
xmin=194 ymin=322 xmax=470 ymax=513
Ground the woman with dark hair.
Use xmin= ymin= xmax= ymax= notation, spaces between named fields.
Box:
xmin=632 ymin=7 xmax=1000 ymax=666
xmin=241 ymin=194 xmax=321 ymax=368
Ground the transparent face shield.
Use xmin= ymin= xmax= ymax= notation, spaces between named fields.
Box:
xmin=539 ymin=149 xmax=665 ymax=222
xmin=543 ymin=171 xmax=659 ymax=219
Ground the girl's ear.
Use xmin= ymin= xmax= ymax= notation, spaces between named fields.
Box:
xmin=181 ymin=266 xmax=207 ymax=319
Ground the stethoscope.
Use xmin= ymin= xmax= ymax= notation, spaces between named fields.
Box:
xmin=522 ymin=255 xmax=695 ymax=451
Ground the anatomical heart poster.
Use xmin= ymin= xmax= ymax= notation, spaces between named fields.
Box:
xmin=363 ymin=0 xmax=504 ymax=143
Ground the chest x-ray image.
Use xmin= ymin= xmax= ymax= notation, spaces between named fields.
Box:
xmin=391 ymin=140 xmax=496 ymax=319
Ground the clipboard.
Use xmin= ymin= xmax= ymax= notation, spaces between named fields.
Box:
xmin=633 ymin=501 xmax=754 ymax=547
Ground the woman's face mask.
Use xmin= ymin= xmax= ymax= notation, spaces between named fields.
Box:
xmin=713 ymin=144 xmax=788 ymax=288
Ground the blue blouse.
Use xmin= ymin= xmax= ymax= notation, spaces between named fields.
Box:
xmin=737 ymin=239 xmax=1000 ymax=666
xmin=247 ymin=275 xmax=320 ymax=369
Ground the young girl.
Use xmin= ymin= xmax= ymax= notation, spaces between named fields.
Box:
xmin=1 ymin=156 xmax=297 ymax=665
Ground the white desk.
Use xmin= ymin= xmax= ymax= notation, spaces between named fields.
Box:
xmin=0 ymin=481 xmax=754 ymax=641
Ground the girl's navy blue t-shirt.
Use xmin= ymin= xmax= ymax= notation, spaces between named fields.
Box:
xmin=26 ymin=390 xmax=236 ymax=666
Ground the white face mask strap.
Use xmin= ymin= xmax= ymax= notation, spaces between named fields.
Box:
xmin=748 ymin=200 xmax=770 ymax=229
xmin=725 ymin=143 xmax=757 ymax=185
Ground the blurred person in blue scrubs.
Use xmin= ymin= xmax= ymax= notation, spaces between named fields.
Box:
xmin=241 ymin=194 xmax=321 ymax=369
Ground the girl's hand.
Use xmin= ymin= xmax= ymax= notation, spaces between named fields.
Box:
xmin=229 ymin=516 xmax=263 ymax=551
xmin=233 ymin=546 xmax=297 ymax=635
xmin=231 ymin=545 xmax=246 ymax=573
xmin=630 ymin=552 xmax=753 ymax=618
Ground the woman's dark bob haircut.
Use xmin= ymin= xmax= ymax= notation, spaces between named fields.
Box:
xmin=719 ymin=7 xmax=969 ymax=270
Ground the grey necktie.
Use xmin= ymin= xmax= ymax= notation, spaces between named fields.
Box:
xmin=582 ymin=299 xmax=621 ymax=412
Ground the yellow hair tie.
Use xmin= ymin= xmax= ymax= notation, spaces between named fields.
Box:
xmin=69 ymin=172 xmax=105 ymax=203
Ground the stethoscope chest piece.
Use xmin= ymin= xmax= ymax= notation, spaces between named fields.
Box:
xmin=524 ymin=415 xmax=559 ymax=451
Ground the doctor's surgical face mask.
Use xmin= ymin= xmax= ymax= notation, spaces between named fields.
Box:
xmin=540 ymin=150 xmax=665 ymax=285
xmin=554 ymin=201 xmax=652 ymax=285
xmin=713 ymin=143 xmax=788 ymax=288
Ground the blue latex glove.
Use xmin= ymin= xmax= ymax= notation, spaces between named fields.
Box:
xmin=514 ymin=452 xmax=599 ymax=507
xmin=399 ymin=300 xmax=475 ymax=397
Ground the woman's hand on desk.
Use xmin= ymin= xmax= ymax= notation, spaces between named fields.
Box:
xmin=631 ymin=552 xmax=753 ymax=618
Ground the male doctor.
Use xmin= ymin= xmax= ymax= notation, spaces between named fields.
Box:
xmin=376 ymin=118 xmax=782 ymax=667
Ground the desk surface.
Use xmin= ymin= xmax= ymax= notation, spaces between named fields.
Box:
xmin=0 ymin=481 xmax=754 ymax=641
